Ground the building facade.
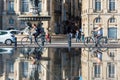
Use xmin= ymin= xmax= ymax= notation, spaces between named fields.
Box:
xmin=0 ymin=0 xmax=3 ymax=29
xmin=1 ymin=0 xmax=50 ymax=30
xmin=81 ymin=0 xmax=120 ymax=80
xmin=0 ymin=0 xmax=82 ymax=80
xmin=0 ymin=0 xmax=51 ymax=80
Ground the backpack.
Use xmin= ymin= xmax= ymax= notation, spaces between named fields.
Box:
xmin=36 ymin=27 xmax=41 ymax=33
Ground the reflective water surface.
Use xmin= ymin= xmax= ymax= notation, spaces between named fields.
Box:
xmin=0 ymin=47 xmax=44 ymax=80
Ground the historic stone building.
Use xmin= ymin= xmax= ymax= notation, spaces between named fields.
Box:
xmin=0 ymin=0 xmax=81 ymax=80
xmin=0 ymin=0 xmax=3 ymax=29
xmin=1 ymin=0 xmax=50 ymax=30
xmin=81 ymin=0 xmax=120 ymax=80
xmin=0 ymin=0 xmax=51 ymax=80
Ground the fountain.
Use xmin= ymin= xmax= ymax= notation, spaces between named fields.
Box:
xmin=18 ymin=0 xmax=51 ymax=23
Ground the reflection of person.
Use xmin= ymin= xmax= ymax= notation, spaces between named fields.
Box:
xmin=94 ymin=50 xmax=102 ymax=64
xmin=30 ymin=56 xmax=38 ymax=80
xmin=30 ymin=56 xmax=36 ymax=65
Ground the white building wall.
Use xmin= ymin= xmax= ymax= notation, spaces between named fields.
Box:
xmin=81 ymin=0 xmax=120 ymax=80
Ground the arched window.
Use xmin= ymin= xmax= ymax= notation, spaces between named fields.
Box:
xmin=109 ymin=17 xmax=116 ymax=23
xmin=94 ymin=17 xmax=102 ymax=28
xmin=95 ymin=17 xmax=101 ymax=23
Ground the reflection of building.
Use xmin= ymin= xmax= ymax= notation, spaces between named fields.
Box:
xmin=0 ymin=48 xmax=50 ymax=80
xmin=81 ymin=0 xmax=120 ymax=80
xmin=0 ymin=48 xmax=16 ymax=80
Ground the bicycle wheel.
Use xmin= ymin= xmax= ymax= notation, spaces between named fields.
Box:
xmin=84 ymin=37 xmax=95 ymax=51
xmin=36 ymin=35 xmax=42 ymax=47
xmin=21 ymin=37 xmax=32 ymax=47
xmin=98 ymin=37 xmax=108 ymax=52
xmin=84 ymin=37 xmax=95 ymax=47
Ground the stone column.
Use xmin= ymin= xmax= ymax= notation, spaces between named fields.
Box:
xmin=89 ymin=0 xmax=94 ymax=13
xmin=15 ymin=0 xmax=20 ymax=14
xmin=43 ymin=0 xmax=47 ymax=12
xmin=104 ymin=0 xmax=108 ymax=13
xmin=42 ymin=0 xmax=48 ymax=15
xmin=14 ymin=58 xmax=22 ymax=80
xmin=41 ymin=61 xmax=48 ymax=80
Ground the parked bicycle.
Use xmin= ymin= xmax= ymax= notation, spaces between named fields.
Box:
xmin=84 ymin=31 xmax=108 ymax=52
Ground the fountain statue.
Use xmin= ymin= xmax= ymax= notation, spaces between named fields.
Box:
xmin=18 ymin=0 xmax=50 ymax=21
xmin=30 ymin=0 xmax=39 ymax=14
xmin=30 ymin=0 xmax=39 ymax=7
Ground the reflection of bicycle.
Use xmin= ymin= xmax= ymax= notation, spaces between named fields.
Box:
xmin=84 ymin=31 xmax=108 ymax=52
xmin=21 ymin=28 xmax=45 ymax=47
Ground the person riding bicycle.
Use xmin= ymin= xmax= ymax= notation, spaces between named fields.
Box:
xmin=93 ymin=24 xmax=103 ymax=44
xmin=31 ymin=23 xmax=42 ymax=41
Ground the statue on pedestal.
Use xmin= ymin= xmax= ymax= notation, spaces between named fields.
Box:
xmin=30 ymin=0 xmax=39 ymax=15
xmin=30 ymin=0 xmax=39 ymax=7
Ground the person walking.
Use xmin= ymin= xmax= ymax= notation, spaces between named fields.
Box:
xmin=46 ymin=32 xmax=51 ymax=43
xmin=75 ymin=30 xmax=80 ymax=42
xmin=31 ymin=23 xmax=44 ymax=42
xmin=81 ymin=32 xmax=84 ymax=42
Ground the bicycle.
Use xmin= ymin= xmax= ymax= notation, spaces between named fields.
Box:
xmin=21 ymin=27 xmax=45 ymax=48
xmin=84 ymin=31 xmax=108 ymax=52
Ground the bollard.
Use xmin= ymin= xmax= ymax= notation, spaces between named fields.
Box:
xmin=68 ymin=33 xmax=72 ymax=51
xmin=14 ymin=37 xmax=17 ymax=50
xmin=49 ymin=36 xmax=51 ymax=43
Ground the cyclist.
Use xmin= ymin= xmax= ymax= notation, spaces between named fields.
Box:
xmin=93 ymin=24 xmax=103 ymax=46
xmin=31 ymin=23 xmax=42 ymax=41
